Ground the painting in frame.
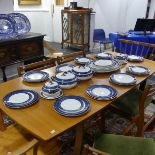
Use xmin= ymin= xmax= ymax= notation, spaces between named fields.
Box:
xmin=18 ymin=0 xmax=41 ymax=5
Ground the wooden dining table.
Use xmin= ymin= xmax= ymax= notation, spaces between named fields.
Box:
xmin=0 ymin=52 xmax=155 ymax=155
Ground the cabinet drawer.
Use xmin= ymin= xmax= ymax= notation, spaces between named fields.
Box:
xmin=19 ymin=41 xmax=43 ymax=60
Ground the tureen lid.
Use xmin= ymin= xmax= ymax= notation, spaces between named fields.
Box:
xmin=73 ymin=66 xmax=91 ymax=73
xmin=55 ymin=72 xmax=76 ymax=81
xmin=43 ymin=81 xmax=59 ymax=90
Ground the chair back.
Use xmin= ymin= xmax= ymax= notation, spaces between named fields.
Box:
xmin=17 ymin=58 xmax=56 ymax=76
xmin=93 ymin=29 xmax=106 ymax=43
xmin=118 ymin=39 xmax=155 ymax=58
xmin=136 ymin=82 xmax=155 ymax=136
xmin=57 ymin=51 xmax=85 ymax=64
xmin=140 ymin=82 xmax=155 ymax=106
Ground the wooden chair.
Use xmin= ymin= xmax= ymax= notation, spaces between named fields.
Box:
xmin=17 ymin=58 xmax=56 ymax=76
xmin=57 ymin=51 xmax=86 ymax=64
xmin=83 ymin=134 xmax=155 ymax=155
xmin=112 ymin=82 xmax=155 ymax=137
xmin=118 ymin=39 xmax=155 ymax=59
xmin=0 ymin=124 xmax=38 ymax=155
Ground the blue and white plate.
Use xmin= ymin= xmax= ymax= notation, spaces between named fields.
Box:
xmin=56 ymin=64 xmax=74 ymax=73
xmin=8 ymin=13 xmax=31 ymax=35
xmin=96 ymin=52 xmax=113 ymax=59
xmin=54 ymin=96 xmax=91 ymax=116
xmin=0 ymin=14 xmax=18 ymax=39
xmin=109 ymin=73 xmax=137 ymax=85
xmin=127 ymin=65 xmax=150 ymax=75
xmin=23 ymin=71 xmax=49 ymax=83
xmin=3 ymin=89 xmax=39 ymax=109
xmin=74 ymin=56 xmax=94 ymax=65
xmin=127 ymin=55 xmax=144 ymax=62
xmin=86 ymin=85 xmax=118 ymax=100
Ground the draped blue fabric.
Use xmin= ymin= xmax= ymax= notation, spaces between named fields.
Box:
xmin=109 ymin=32 xmax=155 ymax=57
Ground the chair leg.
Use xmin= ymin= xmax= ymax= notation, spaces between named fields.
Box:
xmin=100 ymin=42 xmax=102 ymax=52
xmin=33 ymin=143 xmax=39 ymax=155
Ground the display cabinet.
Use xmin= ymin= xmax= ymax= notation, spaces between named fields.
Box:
xmin=61 ymin=8 xmax=91 ymax=51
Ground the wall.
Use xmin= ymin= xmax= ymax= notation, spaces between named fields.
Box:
xmin=0 ymin=0 xmax=14 ymax=13
xmin=57 ymin=0 xmax=148 ymax=42
xmin=149 ymin=0 xmax=155 ymax=18
xmin=0 ymin=0 xmax=150 ymax=43
xmin=13 ymin=0 xmax=53 ymax=41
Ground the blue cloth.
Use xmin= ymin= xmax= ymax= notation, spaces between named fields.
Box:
xmin=109 ymin=32 xmax=155 ymax=57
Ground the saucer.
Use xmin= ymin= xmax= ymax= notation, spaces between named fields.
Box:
xmin=40 ymin=90 xmax=63 ymax=100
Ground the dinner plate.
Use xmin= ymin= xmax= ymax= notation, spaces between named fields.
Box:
xmin=127 ymin=65 xmax=150 ymax=75
xmin=54 ymin=96 xmax=90 ymax=116
xmin=86 ymin=85 xmax=118 ymax=100
xmin=74 ymin=56 xmax=93 ymax=65
xmin=8 ymin=13 xmax=31 ymax=35
xmin=94 ymin=59 xmax=114 ymax=67
xmin=109 ymin=73 xmax=137 ymax=85
xmin=96 ymin=52 xmax=113 ymax=59
xmin=3 ymin=89 xmax=39 ymax=108
xmin=0 ymin=14 xmax=18 ymax=39
xmin=23 ymin=71 xmax=49 ymax=83
xmin=127 ymin=55 xmax=144 ymax=62
xmin=40 ymin=90 xmax=63 ymax=100
xmin=56 ymin=64 xmax=74 ymax=73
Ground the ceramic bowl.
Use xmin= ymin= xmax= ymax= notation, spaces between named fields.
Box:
xmin=52 ymin=72 xmax=78 ymax=89
xmin=42 ymin=81 xmax=61 ymax=97
xmin=72 ymin=66 xmax=94 ymax=80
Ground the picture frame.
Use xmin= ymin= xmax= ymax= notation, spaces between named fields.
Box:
xmin=18 ymin=0 xmax=41 ymax=5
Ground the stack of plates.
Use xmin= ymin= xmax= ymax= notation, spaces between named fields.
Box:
xmin=54 ymin=96 xmax=91 ymax=116
xmin=0 ymin=14 xmax=18 ymax=40
xmin=8 ymin=13 xmax=31 ymax=35
xmin=3 ymin=89 xmax=39 ymax=109
xmin=56 ymin=64 xmax=75 ymax=73
xmin=89 ymin=59 xmax=121 ymax=73
xmin=23 ymin=71 xmax=49 ymax=83
xmin=74 ymin=56 xmax=94 ymax=65
xmin=96 ymin=52 xmax=113 ymax=59
xmin=127 ymin=65 xmax=150 ymax=75
xmin=127 ymin=55 xmax=144 ymax=62
xmin=109 ymin=73 xmax=137 ymax=85
xmin=86 ymin=85 xmax=118 ymax=100
xmin=0 ymin=13 xmax=31 ymax=40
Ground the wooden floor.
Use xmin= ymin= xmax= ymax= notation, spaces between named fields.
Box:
xmin=0 ymin=125 xmax=63 ymax=155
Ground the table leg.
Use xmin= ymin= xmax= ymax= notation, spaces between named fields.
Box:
xmin=1 ymin=66 xmax=7 ymax=82
xmin=0 ymin=109 xmax=6 ymax=131
xmin=139 ymin=80 xmax=146 ymax=91
xmin=73 ymin=123 xmax=84 ymax=155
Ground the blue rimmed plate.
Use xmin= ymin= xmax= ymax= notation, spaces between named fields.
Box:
xmin=56 ymin=64 xmax=75 ymax=73
xmin=127 ymin=55 xmax=144 ymax=62
xmin=8 ymin=13 xmax=31 ymax=35
xmin=127 ymin=65 xmax=150 ymax=75
xmin=23 ymin=71 xmax=49 ymax=83
xmin=74 ymin=56 xmax=94 ymax=65
xmin=96 ymin=52 xmax=113 ymax=59
xmin=109 ymin=73 xmax=137 ymax=85
xmin=3 ymin=89 xmax=39 ymax=109
xmin=54 ymin=96 xmax=91 ymax=116
xmin=0 ymin=14 xmax=18 ymax=39
xmin=86 ymin=85 xmax=118 ymax=100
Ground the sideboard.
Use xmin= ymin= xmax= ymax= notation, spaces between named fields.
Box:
xmin=0 ymin=32 xmax=45 ymax=81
